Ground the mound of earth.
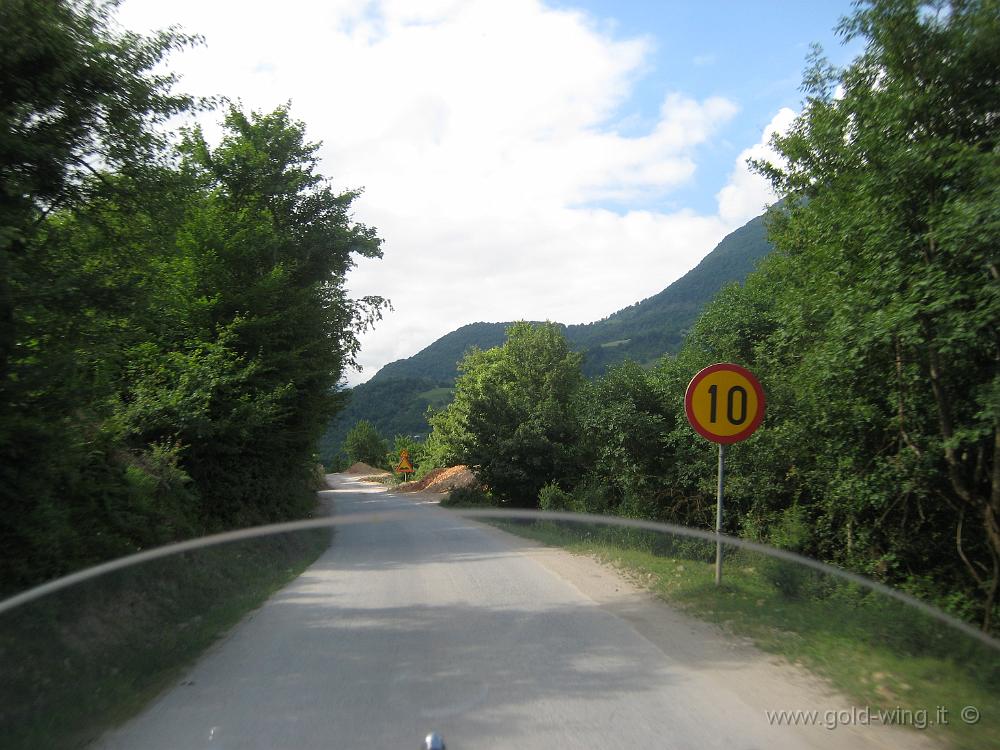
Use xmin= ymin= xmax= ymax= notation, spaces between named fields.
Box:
xmin=344 ymin=462 xmax=389 ymax=476
xmin=396 ymin=467 xmax=445 ymax=492
xmin=398 ymin=465 xmax=478 ymax=493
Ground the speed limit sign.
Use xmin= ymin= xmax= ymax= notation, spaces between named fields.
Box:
xmin=685 ymin=363 xmax=765 ymax=586
xmin=685 ymin=363 xmax=765 ymax=444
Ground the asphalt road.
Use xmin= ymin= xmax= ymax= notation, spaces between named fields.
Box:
xmin=96 ymin=475 xmax=930 ymax=750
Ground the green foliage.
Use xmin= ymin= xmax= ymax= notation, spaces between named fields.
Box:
xmin=569 ymin=479 xmax=616 ymax=515
xmin=317 ymin=376 xmax=441 ymax=466
xmin=1 ymin=0 xmax=200 ymax=590
xmin=615 ymin=0 xmax=1000 ymax=629
xmin=343 ymin=420 xmax=389 ymax=468
xmin=429 ymin=322 xmax=585 ymax=506
xmin=390 ymin=434 xmax=424 ymax=470
xmin=538 ymin=482 xmax=578 ymax=512
xmin=744 ymin=0 xmax=1000 ymax=628
xmin=325 ymin=453 xmax=350 ymax=473
xmin=762 ymin=506 xmax=819 ymax=599
xmin=440 ymin=486 xmax=495 ymax=508
xmin=576 ymin=361 xmax=675 ymax=517
xmin=0 ymin=2 xmax=384 ymax=593
xmin=411 ymin=428 xmax=455 ymax=480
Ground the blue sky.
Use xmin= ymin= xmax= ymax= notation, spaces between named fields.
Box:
xmin=559 ymin=0 xmax=861 ymax=215
xmin=119 ymin=0 xmax=864 ymax=383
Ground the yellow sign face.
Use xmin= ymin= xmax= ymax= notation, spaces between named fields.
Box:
xmin=396 ymin=449 xmax=414 ymax=473
xmin=684 ymin=363 xmax=765 ymax=444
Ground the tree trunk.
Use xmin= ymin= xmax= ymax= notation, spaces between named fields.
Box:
xmin=925 ymin=337 xmax=999 ymax=630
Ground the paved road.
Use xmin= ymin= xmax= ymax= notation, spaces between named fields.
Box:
xmin=97 ymin=475 xmax=929 ymax=750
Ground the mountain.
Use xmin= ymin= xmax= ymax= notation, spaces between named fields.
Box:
xmin=319 ymin=212 xmax=773 ymax=463
xmin=369 ymin=322 xmax=514 ymax=385
xmin=566 ymin=211 xmax=772 ymax=375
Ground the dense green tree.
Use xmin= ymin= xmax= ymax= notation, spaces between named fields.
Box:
xmin=0 ymin=0 xmax=198 ymax=588
xmin=575 ymin=361 xmax=675 ymax=517
xmin=748 ymin=0 xmax=1000 ymax=628
xmin=430 ymin=322 xmax=584 ymax=505
xmin=0 ymin=0 xmax=194 ymax=376
xmin=0 ymin=1 xmax=386 ymax=592
xmin=137 ymin=105 xmax=385 ymax=524
xmin=344 ymin=420 xmax=389 ymax=468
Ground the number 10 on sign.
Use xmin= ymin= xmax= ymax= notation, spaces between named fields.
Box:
xmin=684 ymin=363 xmax=766 ymax=585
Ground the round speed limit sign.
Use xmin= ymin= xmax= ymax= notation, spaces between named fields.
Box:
xmin=685 ymin=363 xmax=765 ymax=444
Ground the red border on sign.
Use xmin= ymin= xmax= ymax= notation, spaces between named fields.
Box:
xmin=684 ymin=363 xmax=766 ymax=444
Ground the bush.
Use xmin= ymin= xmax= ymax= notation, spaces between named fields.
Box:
xmin=343 ymin=420 xmax=388 ymax=468
xmin=324 ymin=453 xmax=349 ymax=473
xmin=572 ymin=480 xmax=615 ymax=514
xmin=762 ymin=506 xmax=829 ymax=599
xmin=440 ymin=486 xmax=495 ymax=508
xmin=538 ymin=482 xmax=578 ymax=511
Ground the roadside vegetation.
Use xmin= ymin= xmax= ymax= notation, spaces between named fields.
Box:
xmin=366 ymin=0 xmax=1000 ymax=636
xmin=0 ymin=527 xmax=330 ymax=750
xmin=0 ymin=0 xmax=385 ymax=597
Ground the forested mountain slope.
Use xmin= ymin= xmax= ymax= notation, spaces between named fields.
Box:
xmin=568 ymin=212 xmax=771 ymax=375
xmin=320 ymin=213 xmax=772 ymax=462
xmin=369 ymin=322 xmax=515 ymax=385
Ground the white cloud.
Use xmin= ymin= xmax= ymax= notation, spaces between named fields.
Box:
xmin=118 ymin=0 xmax=776 ymax=385
xmin=715 ymin=107 xmax=796 ymax=227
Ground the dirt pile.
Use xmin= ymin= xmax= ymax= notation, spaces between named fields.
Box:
xmin=398 ymin=465 xmax=478 ymax=493
xmin=344 ymin=462 xmax=389 ymax=476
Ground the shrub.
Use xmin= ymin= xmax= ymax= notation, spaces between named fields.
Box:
xmin=763 ymin=506 xmax=826 ymax=599
xmin=538 ymin=482 xmax=578 ymax=512
xmin=440 ymin=486 xmax=495 ymax=508
xmin=571 ymin=480 xmax=615 ymax=515
xmin=343 ymin=420 xmax=388 ymax=468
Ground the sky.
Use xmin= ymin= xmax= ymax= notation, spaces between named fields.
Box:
xmin=118 ymin=0 xmax=861 ymax=385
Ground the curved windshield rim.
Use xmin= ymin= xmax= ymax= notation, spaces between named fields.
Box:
xmin=1 ymin=509 xmax=996 ymax=651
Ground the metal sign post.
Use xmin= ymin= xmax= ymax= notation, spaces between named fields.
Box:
xmin=684 ymin=363 xmax=765 ymax=587
xmin=716 ymin=443 xmax=725 ymax=585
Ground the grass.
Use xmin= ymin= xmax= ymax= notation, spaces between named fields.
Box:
xmin=418 ymin=387 xmax=455 ymax=408
xmin=489 ymin=518 xmax=999 ymax=750
xmin=0 ymin=526 xmax=330 ymax=750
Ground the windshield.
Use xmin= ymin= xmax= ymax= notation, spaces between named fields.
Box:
xmin=2 ymin=474 xmax=996 ymax=749
xmin=4 ymin=1 xmax=999 ymax=749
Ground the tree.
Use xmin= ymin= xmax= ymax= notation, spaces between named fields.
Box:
xmin=575 ymin=361 xmax=674 ymax=517
xmin=752 ymin=0 xmax=1000 ymax=629
xmin=0 ymin=0 xmax=387 ymax=591
xmin=344 ymin=420 xmax=389 ymax=468
xmin=0 ymin=0 xmax=198 ymax=590
xmin=430 ymin=322 xmax=584 ymax=505
xmin=0 ymin=0 xmax=194 ymax=376
xmin=137 ymin=105 xmax=387 ymax=523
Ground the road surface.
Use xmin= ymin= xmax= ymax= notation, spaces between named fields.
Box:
xmin=97 ymin=475 xmax=931 ymax=750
